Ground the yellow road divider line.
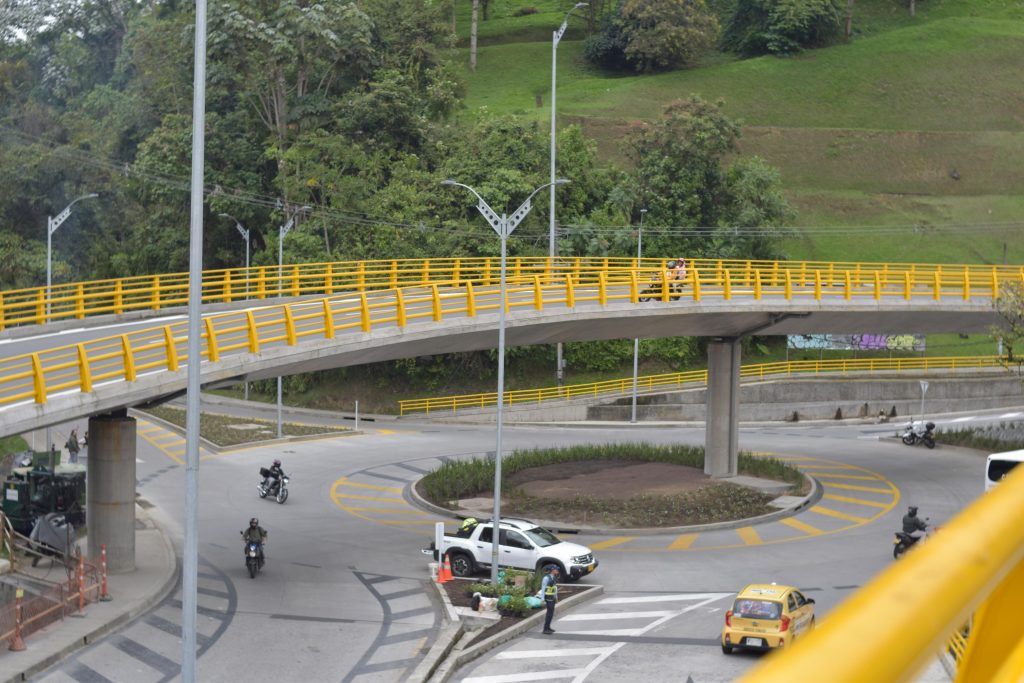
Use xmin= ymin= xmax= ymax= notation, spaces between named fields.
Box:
xmin=667 ymin=534 xmax=699 ymax=550
xmin=812 ymin=473 xmax=884 ymax=482
xmin=590 ymin=536 xmax=636 ymax=550
xmin=780 ymin=517 xmax=823 ymax=536
xmin=343 ymin=507 xmax=427 ymax=515
xmin=736 ymin=527 xmax=762 ymax=545
xmin=376 ymin=429 xmax=397 ymax=435
xmin=334 ymin=477 xmax=402 ymax=493
xmin=333 ymin=493 xmax=403 ymax=502
xmin=809 ymin=505 xmax=870 ymax=523
xmin=825 ymin=482 xmax=894 ymax=494
xmin=824 ymin=494 xmax=889 ymax=509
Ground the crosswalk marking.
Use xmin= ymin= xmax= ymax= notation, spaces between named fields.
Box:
xmin=559 ymin=610 xmax=675 ymax=622
xmin=598 ymin=593 xmax=727 ymax=605
xmin=588 ymin=536 xmax=635 ymax=550
xmin=495 ymin=648 xmax=612 ymax=660
xmin=824 ymin=493 xmax=888 ymax=509
xmin=736 ymin=526 xmax=762 ymax=545
xmin=779 ymin=517 xmax=823 ymax=536
xmin=809 ymin=505 xmax=869 ymax=523
xmin=463 ymin=669 xmax=588 ymax=682
xmin=667 ymin=534 xmax=698 ymax=550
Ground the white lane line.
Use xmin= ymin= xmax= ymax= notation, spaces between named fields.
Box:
xmin=462 ymin=669 xmax=587 ymax=682
xmin=999 ymin=412 xmax=1023 ymax=419
xmin=559 ymin=611 xmax=675 ymax=622
xmin=0 ymin=316 xmax=188 ymax=344
xmin=597 ymin=592 xmax=727 ymax=605
xmin=559 ymin=628 xmax=642 ymax=637
xmin=571 ymin=643 xmax=627 ymax=683
xmin=495 ymin=648 xmax=614 ymax=660
xmin=950 ymin=416 xmax=975 ymax=423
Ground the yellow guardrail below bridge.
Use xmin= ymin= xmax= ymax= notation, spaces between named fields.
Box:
xmin=398 ymin=356 xmax=1010 ymax=415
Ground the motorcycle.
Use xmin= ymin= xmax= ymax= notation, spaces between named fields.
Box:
xmin=900 ymin=421 xmax=936 ymax=449
xmin=244 ymin=540 xmax=264 ymax=578
xmin=893 ymin=519 xmax=933 ymax=558
xmin=258 ymin=469 xmax=290 ymax=504
xmin=638 ymin=275 xmax=684 ymax=303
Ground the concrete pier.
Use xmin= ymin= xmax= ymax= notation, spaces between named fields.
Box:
xmin=705 ymin=338 xmax=740 ymax=478
xmin=87 ymin=411 xmax=136 ymax=573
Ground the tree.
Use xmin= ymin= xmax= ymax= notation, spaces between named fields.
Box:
xmin=992 ymin=282 xmax=1024 ymax=363
xmin=620 ymin=0 xmax=719 ymax=72
xmin=724 ymin=0 xmax=843 ymax=56
xmin=470 ymin=0 xmax=479 ymax=70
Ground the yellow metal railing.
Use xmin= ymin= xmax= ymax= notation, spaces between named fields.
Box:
xmin=398 ymin=356 xmax=1009 ymax=415
xmin=741 ymin=463 xmax=1024 ymax=683
xmin=0 ymin=258 xmax=1018 ymax=410
xmin=2 ymin=257 xmax=1023 ymax=332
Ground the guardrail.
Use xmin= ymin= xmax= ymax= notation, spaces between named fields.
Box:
xmin=740 ymin=462 xmax=1024 ymax=683
xmin=2 ymin=256 xmax=1022 ymax=332
xmin=0 ymin=259 xmax=1016 ymax=412
xmin=398 ymin=356 xmax=1010 ymax=415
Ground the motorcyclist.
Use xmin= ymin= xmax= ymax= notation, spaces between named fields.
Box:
xmin=671 ymin=258 xmax=687 ymax=282
xmin=902 ymin=506 xmax=928 ymax=539
xmin=263 ymin=459 xmax=286 ymax=495
xmin=456 ymin=517 xmax=479 ymax=538
xmin=241 ymin=517 xmax=267 ymax=566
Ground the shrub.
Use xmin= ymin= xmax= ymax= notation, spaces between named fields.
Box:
xmin=511 ymin=6 xmax=539 ymax=16
xmin=723 ymin=0 xmax=843 ymax=56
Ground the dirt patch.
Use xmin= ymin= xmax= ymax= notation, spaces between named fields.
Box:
xmin=508 ymin=460 xmax=711 ymax=500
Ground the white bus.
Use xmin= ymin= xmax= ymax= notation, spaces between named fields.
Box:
xmin=985 ymin=450 xmax=1024 ymax=491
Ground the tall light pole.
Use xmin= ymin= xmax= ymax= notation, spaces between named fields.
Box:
xmin=630 ymin=207 xmax=647 ymax=424
xmin=182 ymin=0 xmax=208 ymax=678
xmin=276 ymin=205 xmax=311 ymax=438
xmin=220 ymin=213 xmax=251 ymax=400
xmin=443 ymin=178 xmax=569 ymax=585
xmin=44 ymin=192 xmax=98 ymax=456
xmin=551 ymin=2 xmax=587 ymax=388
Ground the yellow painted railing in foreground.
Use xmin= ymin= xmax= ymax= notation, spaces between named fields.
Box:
xmin=0 ymin=258 xmax=1017 ymax=411
xmin=2 ymin=256 xmax=1023 ymax=332
xmin=740 ymin=465 xmax=1024 ymax=683
xmin=398 ymin=356 xmax=1009 ymax=415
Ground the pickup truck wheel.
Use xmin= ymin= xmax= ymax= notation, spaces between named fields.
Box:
xmin=450 ymin=553 xmax=475 ymax=577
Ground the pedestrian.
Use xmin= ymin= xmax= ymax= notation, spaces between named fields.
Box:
xmin=536 ymin=564 xmax=560 ymax=635
xmin=82 ymin=430 xmax=89 ymax=459
xmin=66 ymin=428 xmax=81 ymax=465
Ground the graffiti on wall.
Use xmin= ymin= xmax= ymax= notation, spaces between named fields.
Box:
xmin=787 ymin=334 xmax=926 ymax=351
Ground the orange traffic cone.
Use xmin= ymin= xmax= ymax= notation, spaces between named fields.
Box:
xmin=439 ymin=553 xmax=453 ymax=583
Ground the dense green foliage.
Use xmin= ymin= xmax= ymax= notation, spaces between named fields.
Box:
xmin=723 ymin=0 xmax=844 ymax=55
xmin=418 ymin=442 xmax=802 ymax=504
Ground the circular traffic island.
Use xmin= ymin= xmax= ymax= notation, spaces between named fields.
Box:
xmin=416 ymin=443 xmax=808 ymax=529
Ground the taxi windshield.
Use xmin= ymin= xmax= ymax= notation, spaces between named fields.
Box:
xmin=733 ymin=598 xmax=782 ymax=620
xmin=523 ymin=527 xmax=560 ymax=548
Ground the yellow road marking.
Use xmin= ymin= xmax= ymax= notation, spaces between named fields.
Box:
xmin=590 ymin=536 xmax=636 ymax=550
xmin=334 ymin=477 xmax=402 ymax=493
xmin=376 ymin=429 xmax=397 ymax=435
xmin=824 ymin=494 xmax=889 ymax=509
xmin=149 ymin=434 xmax=184 ymax=444
xmin=334 ymin=493 xmax=403 ymax=502
xmin=825 ymin=482 xmax=894 ymax=494
xmin=780 ymin=517 xmax=823 ymax=536
xmin=375 ymin=519 xmax=438 ymax=525
xmin=736 ymin=527 xmax=762 ymax=545
xmin=667 ymin=534 xmax=698 ymax=550
xmin=812 ymin=473 xmax=883 ymax=481
xmin=809 ymin=505 xmax=869 ymax=523
xmin=343 ymin=507 xmax=426 ymax=515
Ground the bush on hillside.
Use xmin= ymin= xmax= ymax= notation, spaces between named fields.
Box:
xmin=584 ymin=0 xmax=719 ymax=73
xmin=723 ymin=0 xmax=843 ymax=56
xmin=511 ymin=6 xmax=540 ymax=16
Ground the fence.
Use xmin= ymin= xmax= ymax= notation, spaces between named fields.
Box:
xmin=0 ymin=558 xmax=102 ymax=650
xmin=398 ymin=356 xmax=1010 ymax=415
xmin=2 ymin=256 xmax=1023 ymax=331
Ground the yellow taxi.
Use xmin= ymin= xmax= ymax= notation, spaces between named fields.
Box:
xmin=721 ymin=583 xmax=816 ymax=654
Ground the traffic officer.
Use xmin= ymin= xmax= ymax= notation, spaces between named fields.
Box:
xmin=538 ymin=564 xmax=560 ymax=635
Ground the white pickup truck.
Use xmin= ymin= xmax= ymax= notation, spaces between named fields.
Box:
xmin=427 ymin=517 xmax=598 ymax=581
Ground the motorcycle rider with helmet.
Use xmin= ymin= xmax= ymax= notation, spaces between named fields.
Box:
xmin=263 ymin=459 xmax=286 ymax=496
xmin=902 ymin=506 xmax=928 ymax=539
xmin=241 ymin=517 xmax=267 ymax=567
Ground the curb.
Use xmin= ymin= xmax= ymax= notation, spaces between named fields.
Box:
xmin=3 ymin=506 xmax=179 ymax=683
xmin=406 ymin=471 xmax=821 ymax=537
xmin=431 ymin=584 xmax=605 ymax=682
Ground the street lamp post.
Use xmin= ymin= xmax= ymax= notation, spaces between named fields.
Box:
xmin=551 ymin=2 xmax=587 ymax=388
xmin=443 ymin=178 xmax=569 ymax=585
xmin=276 ymin=206 xmax=311 ymax=438
xmin=44 ymin=192 xmax=98 ymax=454
xmin=220 ymin=213 xmax=251 ymax=400
xmin=630 ymin=208 xmax=647 ymax=424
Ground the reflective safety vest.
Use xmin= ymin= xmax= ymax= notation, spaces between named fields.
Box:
xmin=543 ymin=576 xmax=558 ymax=600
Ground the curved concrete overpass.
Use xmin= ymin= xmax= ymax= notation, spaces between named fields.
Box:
xmin=0 ymin=271 xmax=1002 ymax=439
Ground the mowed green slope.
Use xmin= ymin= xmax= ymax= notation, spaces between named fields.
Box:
xmin=457 ymin=8 xmax=1024 ymax=265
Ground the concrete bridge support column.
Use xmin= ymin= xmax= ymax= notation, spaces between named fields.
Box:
xmin=87 ymin=410 xmax=136 ymax=573
xmin=705 ymin=338 xmax=740 ymax=478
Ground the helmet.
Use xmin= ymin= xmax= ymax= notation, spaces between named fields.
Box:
xmin=250 ymin=517 xmax=259 ymax=527
xmin=460 ymin=517 xmax=478 ymax=531
xmin=666 ymin=260 xmax=678 ymax=268
xmin=908 ymin=506 xmax=918 ymax=516
xmin=546 ymin=564 xmax=560 ymax=574
xmin=273 ymin=459 xmax=281 ymax=467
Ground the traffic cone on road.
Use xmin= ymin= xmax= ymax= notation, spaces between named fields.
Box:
xmin=439 ymin=554 xmax=453 ymax=583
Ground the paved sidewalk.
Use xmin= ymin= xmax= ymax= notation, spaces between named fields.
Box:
xmin=0 ymin=505 xmax=177 ymax=683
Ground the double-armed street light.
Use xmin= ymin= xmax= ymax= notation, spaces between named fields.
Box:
xmin=550 ymin=2 xmax=588 ymax=387
xmin=442 ymin=178 xmax=569 ymax=585
xmin=276 ymin=205 xmax=312 ymax=438
xmin=219 ymin=213 xmax=251 ymax=400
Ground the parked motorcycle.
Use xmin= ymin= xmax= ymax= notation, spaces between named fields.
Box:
xmin=900 ymin=421 xmax=936 ymax=449
xmin=893 ymin=519 xmax=933 ymax=559
xmin=244 ymin=540 xmax=263 ymax=578
xmin=258 ymin=469 xmax=290 ymax=504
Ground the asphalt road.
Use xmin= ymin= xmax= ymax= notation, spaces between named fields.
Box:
xmin=30 ymin=406 xmax=1005 ymax=682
